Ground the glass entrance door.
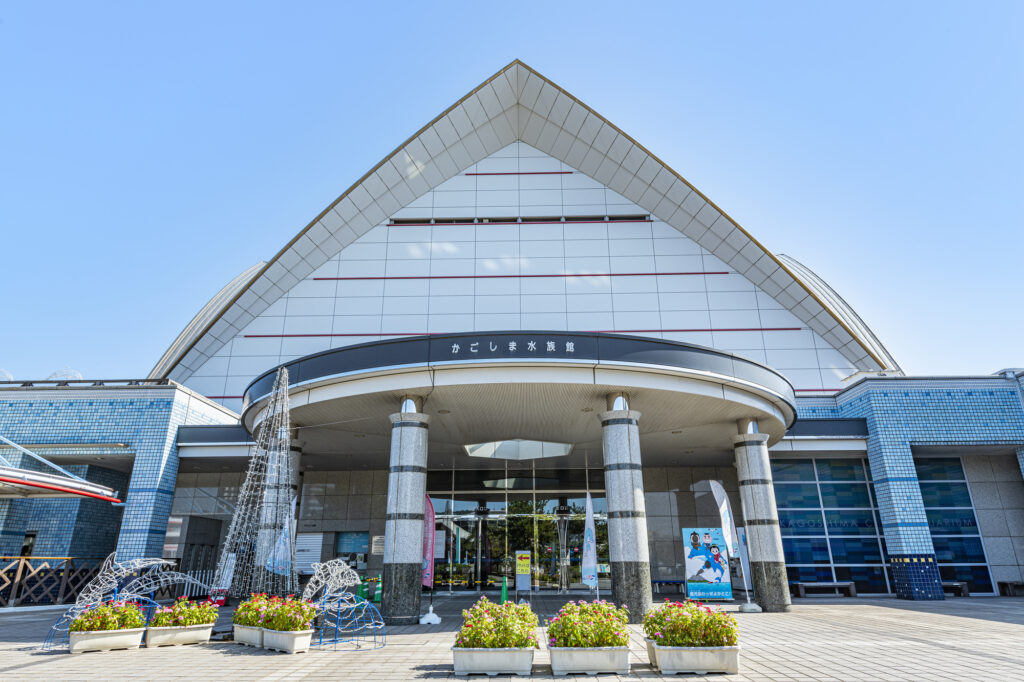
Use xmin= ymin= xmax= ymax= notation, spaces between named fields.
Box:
xmin=429 ymin=463 xmax=608 ymax=593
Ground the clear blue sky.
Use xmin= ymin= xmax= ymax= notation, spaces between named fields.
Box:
xmin=2 ymin=2 xmax=1021 ymax=380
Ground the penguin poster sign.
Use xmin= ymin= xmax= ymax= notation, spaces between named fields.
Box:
xmin=683 ymin=528 xmax=734 ymax=600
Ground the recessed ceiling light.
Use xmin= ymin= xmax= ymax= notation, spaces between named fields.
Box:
xmin=438 ymin=409 xmax=451 ymax=414
xmin=353 ymin=434 xmax=365 ymax=438
xmin=581 ymin=407 xmax=594 ymax=413
xmin=671 ymin=430 xmax=682 ymax=434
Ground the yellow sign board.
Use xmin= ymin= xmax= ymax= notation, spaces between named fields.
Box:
xmin=515 ymin=550 xmax=531 ymax=591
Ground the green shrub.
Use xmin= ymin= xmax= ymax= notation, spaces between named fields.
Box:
xmin=69 ymin=601 xmax=145 ymax=632
xmin=454 ymin=596 xmax=539 ymax=649
xmin=642 ymin=600 xmax=739 ymax=647
xmin=546 ymin=600 xmax=629 ymax=648
xmin=150 ymin=596 xmax=219 ymax=627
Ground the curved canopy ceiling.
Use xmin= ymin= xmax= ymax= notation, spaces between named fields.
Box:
xmin=153 ymin=60 xmax=895 ymax=383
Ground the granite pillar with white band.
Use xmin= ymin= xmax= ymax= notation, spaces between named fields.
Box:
xmin=599 ymin=399 xmax=652 ymax=623
xmin=382 ymin=403 xmax=429 ymax=625
xmin=733 ymin=432 xmax=791 ymax=612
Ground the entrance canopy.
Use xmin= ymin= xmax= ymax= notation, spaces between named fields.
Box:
xmin=242 ymin=332 xmax=795 ymax=467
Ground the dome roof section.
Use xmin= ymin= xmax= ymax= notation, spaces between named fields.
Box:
xmin=777 ymin=253 xmax=901 ymax=373
xmin=154 ymin=60 xmax=894 ymax=382
xmin=149 ymin=261 xmax=265 ymax=380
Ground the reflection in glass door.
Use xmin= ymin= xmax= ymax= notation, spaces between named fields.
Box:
xmin=429 ymin=463 xmax=609 ymax=593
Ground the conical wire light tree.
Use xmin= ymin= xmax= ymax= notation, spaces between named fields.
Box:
xmin=214 ymin=367 xmax=298 ymax=597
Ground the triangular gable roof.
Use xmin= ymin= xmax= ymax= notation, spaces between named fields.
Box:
xmin=152 ymin=60 xmax=896 ymax=381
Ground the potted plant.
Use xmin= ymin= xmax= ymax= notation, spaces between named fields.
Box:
xmin=232 ymin=593 xmax=269 ymax=647
xmin=68 ymin=601 xmax=146 ymax=654
xmin=452 ymin=596 xmax=539 ymax=676
xmin=261 ymin=595 xmax=317 ymax=654
xmin=642 ymin=600 xmax=740 ymax=674
xmin=546 ymin=600 xmax=631 ymax=676
xmin=146 ymin=596 xmax=219 ymax=647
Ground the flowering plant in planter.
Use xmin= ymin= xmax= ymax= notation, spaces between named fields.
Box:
xmin=452 ymin=597 xmax=539 ymax=675
xmin=546 ymin=600 xmax=630 ymax=648
xmin=454 ymin=596 xmax=539 ymax=649
xmin=642 ymin=600 xmax=738 ymax=647
xmin=642 ymin=600 xmax=740 ymax=675
xmin=70 ymin=601 xmax=145 ymax=632
xmin=232 ymin=593 xmax=271 ymax=627
xmin=262 ymin=595 xmax=317 ymax=632
xmin=150 ymin=596 xmax=219 ymax=627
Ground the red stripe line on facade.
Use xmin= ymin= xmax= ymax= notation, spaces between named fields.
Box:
xmin=389 ymin=219 xmax=653 ymax=227
xmin=314 ymin=272 xmax=728 ymax=281
xmin=243 ymin=328 xmax=804 ymax=338
xmin=464 ymin=171 xmax=573 ymax=176
xmin=0 ymin=476 xmax=122 ymax=503
xmin=206 ymin=395 xmax=244 ymax=399
xmin=793 ymin=388 xmax=842 ymax=392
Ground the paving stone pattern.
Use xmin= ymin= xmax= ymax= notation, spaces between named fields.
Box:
xmin=1 ymin=596 xmax=1023 ymax=681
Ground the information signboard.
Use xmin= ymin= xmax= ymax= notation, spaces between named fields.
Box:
xmin=515 ymin=550 xmax=531 ymax=592
xmin=683 ymin=527 xmax=734 ymax=600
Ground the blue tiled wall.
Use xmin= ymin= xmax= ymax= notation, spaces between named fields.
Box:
xmin=0 ymin=387 xmax=236 ymax=560
xmin=795 ymin=377 xmax=1024 ymax=599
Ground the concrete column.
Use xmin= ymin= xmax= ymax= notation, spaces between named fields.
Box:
xmin=733 ymin=433 xmax=791 ymax=612
xmin=381 ymin=410 xmax=429 ymax=625
xmin=599 ymin=407 xmax=652 ymax=623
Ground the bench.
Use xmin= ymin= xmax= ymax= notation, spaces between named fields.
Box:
xmin=791 ymin=581 xmax=857 ymax=598
xmin=652 ymin=579 xmax=686 ymax=594
xmin=942 ymin=581 xmax=970 ymax=597
xmin=998 ymin=581 xmax=1024 ymax=597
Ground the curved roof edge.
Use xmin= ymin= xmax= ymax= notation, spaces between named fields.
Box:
xmin=777 ymin=254 xmax=902 ymax=374
xmin=148 ymin=262 xmax=266 ymax=380
xmin=156 ymin=59 xmax=892 ymax=382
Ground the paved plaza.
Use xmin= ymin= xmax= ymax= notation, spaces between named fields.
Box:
xmin=1 ymin=596 xmax=1023 ymax=681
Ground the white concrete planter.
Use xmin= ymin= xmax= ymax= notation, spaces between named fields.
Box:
xmin=452 ymin=646 xmax=536 ymax=676
xmin=146 ymin=624 xmax=214 ymax=647
xmin=233 ymin=624 xmax=263 ymax=647
xmin=652 ymin=642 xmax=740 ymax=675
xmin=69 ymin=628 xmax=145 ymax=654
xmin=549 ymin=646 xmax=630 ymax=676
xmin=263 ymin=628 xmax=314 ymax=654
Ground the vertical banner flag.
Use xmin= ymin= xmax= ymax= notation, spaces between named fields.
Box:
xmin=708 ymin=481 xmax=738 ymax=559
xmin=422 ymin=494 xmax=436 ymax=588
xmin=581 ymin=493 xmax=598 ymax=589
xmin=683 ymin=527 xmax=734 ymax=600
xmin=266 ymin=497 xmax=297 ymax=576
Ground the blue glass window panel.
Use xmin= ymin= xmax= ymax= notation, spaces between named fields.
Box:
xmin=773 ymin=483 xmax=820 ymax=508
xmin=931 ymin=536 xmax=987 ymax=564
xmin=819 ymin=483 xmax=871 ymax=508
xmin=926 ymin=509 xmax=980 ymax=535
xmin=828 ymin=537 xmax=883 ymax=564
xmin=914 ymin=457 xmax=965 ymax=481
xmin=815 ymin=459 xmax=866 ymax=481
xmin=938 ymin=565 xmax=993 ymax=594
xmin=786 ymin=566 xmax=833 ymax=584
xmin=919 ymin=482 xmax=972 ymax=508
xmin=834 ymin=566 xmax=889 ymax=594
xmin=779 ymin=509 xmax=825 ymax=536
xmin=771 ymin=460 xmax=815 ymax=482
xmin=824 ymin=509 xmax=877 ymax=535
xmin=782 ymin=538 xmax=831 ymax=565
